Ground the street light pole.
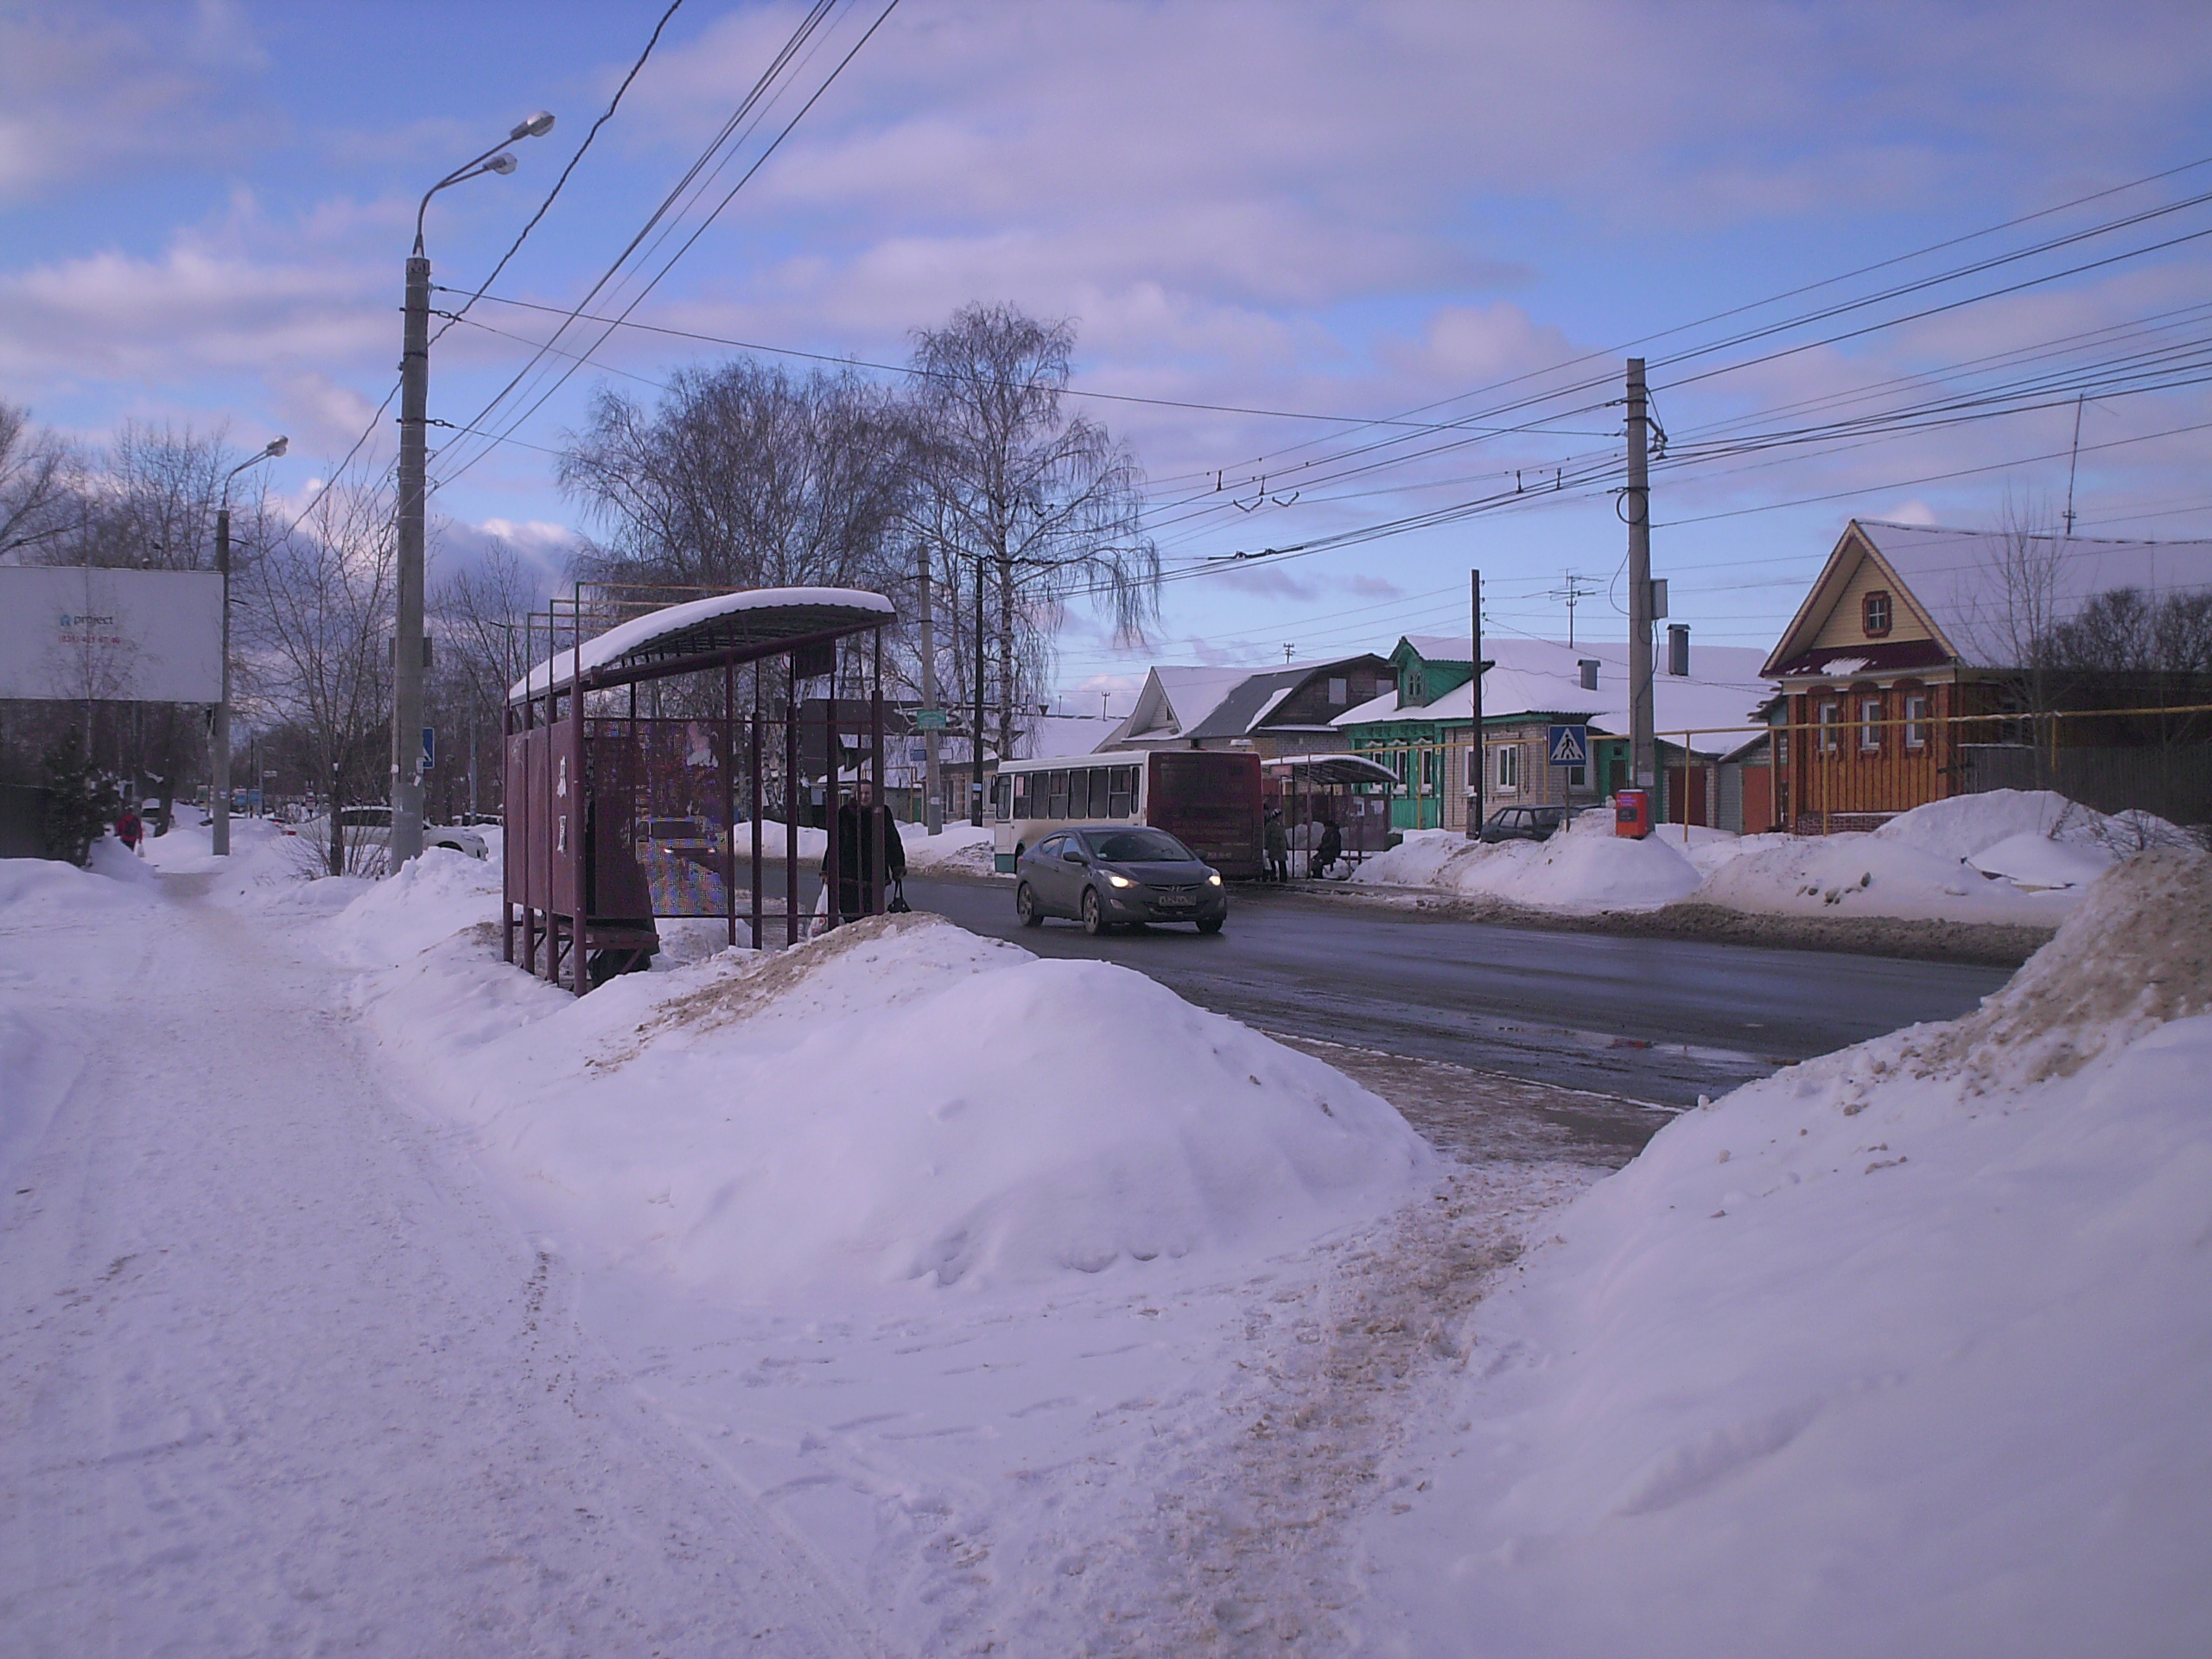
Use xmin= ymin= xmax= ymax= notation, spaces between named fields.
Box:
xmin=213 ymin=436 xmax=288 ymax=856
xmin=391 ymin=110 xmax=552 ymax=868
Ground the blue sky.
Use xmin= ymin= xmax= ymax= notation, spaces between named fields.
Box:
xmin=6 ymin=0 xmax=2212 ymax=709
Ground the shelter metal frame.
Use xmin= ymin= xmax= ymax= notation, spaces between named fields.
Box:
xmin=503 ymin=584 xmax=895 ymax=995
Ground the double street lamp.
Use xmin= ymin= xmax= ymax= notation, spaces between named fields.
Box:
xmin=213 ymin=435 xmax=288 ymax=856
xmin=389 ymin=110 xmax=554 ymax=866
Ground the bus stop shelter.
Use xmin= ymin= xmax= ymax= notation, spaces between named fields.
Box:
xmin=1263 ymin=752 xmax=1399 ymax=868
xmin=504 ymin=586 xmax=895 ymax=995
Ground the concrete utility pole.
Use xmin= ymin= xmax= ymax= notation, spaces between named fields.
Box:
xmin=918 ymin=543 xmax=941 ymax=833
xmin=392 ymin=111 xmax=552 ymax=868
xmin=213 ymin=436 xmax=288 ymax=856
xmin=1465 ymin=568 xmax=1484 ymax=838
xmin=1625 ymin=358 xmax=1656 ymax=791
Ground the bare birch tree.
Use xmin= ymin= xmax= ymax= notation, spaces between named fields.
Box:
xmin=238 ymin=480 xmax=396 ymax=874
xmin=906 ymin=303 xmax=1156 ymax=810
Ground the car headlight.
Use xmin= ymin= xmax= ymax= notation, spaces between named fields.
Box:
xmin=1105 ymin=872 xmax=1134 ymax=888
xmin=1207 ymin=872 xmax=1223 ymax=887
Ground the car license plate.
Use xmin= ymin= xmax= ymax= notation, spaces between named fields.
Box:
xmin=1159 ymin=892 xmax=1194 ymax=908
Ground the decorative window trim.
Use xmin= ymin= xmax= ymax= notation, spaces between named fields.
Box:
xmin=1859 ymin=695 xmax=1884 ymax=751
xmin=1904 ymin=692 xmax=1929 ymax=750
xmin=1862 ymin=589 xmax=1893 ymax=638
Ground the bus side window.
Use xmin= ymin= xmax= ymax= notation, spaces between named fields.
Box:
xmin=1108 ymin=766 xmax=1135 ymax=818
xmin=1086 ymin=768 xmax=1109 ymax=818
xmin=1048 ymin=770 xmax=1070 ymax=818
xmin=1013 ymin=772 xmax=1032 ymax=819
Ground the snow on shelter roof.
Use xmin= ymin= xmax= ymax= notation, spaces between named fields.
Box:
xmin=508 ymin=587 xmax=893 ymax=702
xmin=1262 ymin=752 xmax=1399 ymax=787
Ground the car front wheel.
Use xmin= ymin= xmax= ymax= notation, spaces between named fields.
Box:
xmin=1016 ymin=882 xmax=1045 ymax=927
xmin=1197 ymin=913 xmax=1224 ymax=934
xmin=1080 ymin=887 xmax=1106 ymax=936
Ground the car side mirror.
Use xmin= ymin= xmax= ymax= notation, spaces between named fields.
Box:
xmin=1063 ymin=847 xmax=1084 ymax=862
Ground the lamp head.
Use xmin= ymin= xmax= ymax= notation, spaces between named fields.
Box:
xmin=264 ymin=436 xmax=289 ymax=459
xmin=485 ymin=152 xmax=518 ymax=176
xmin=512 ymin=111 xmax=556 ymax=141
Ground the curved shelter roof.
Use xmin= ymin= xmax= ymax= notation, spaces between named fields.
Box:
xmin=509 ymin=587 xmax=894 ymax=702
xmin=1262 ymin=752 xmax=1399 ymax=788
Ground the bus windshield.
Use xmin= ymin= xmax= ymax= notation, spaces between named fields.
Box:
xmin=1087 ymin=828 xmax=1192 ymax=863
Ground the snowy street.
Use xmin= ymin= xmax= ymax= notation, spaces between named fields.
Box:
xmin=5 ymin=826 xmax=2210 ymax=1656
xmin=0 ymin=866 xmax=885 ymax=1656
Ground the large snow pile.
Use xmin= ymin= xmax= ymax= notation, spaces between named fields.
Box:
xmin=1353 ymin=817 xmax=1700 ymax=913
xmin=0 ymin=853 xmax=158 ymax=920
xmin=1361 ymin=849 xmax=2212 ymax=1656
xmin=1356 ymin=791 xmax=2189 ymax=926
xmin=899 ymin=817 xmax=997 ymax=874
xmin=1689 ymin=789 xmax=2173 ymax=925
xmin=323 ymin=846 xmax=504 ymax=965
xmin=348 ymin=908 xmax=1431 ymax=1298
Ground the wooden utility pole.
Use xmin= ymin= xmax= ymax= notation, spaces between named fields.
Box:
xmin=918 ymin=543 xmax=941 ymax=833
xmin=1626 ymin=359 xmax=1656 ymax=791
xmin=1466 ymin=568 xmax=1484 ymax=837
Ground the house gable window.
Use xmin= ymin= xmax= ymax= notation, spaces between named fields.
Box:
xmin=1862 ymin=590 xmax=1893 ymax=638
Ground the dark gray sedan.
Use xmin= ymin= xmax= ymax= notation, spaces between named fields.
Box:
xmin=1015 ymin=825 xmax=1229 ymax=935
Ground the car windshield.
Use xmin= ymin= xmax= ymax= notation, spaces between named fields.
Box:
xmin=1088 ymin=829 xmax=1192 ymax=862
xmin=646 ymin=820 xmax=700 ymax=838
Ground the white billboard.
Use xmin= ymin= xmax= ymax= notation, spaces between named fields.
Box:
xmin=0 ymin=565 xmax=224 ymax=703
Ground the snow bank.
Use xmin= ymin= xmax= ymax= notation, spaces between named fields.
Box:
xmin=324 ymin=847 xmax=505 ymax=966
xmin=1688 ymin=789 xmax=2168 ymax=925
xmin=899 ymin=818 xmax=997 ymax=875
xmin=350 ymin=910 xmax=1431 ymax=1299
xmin=0 ymin=854 xmax=158 ymax=918
xmin=1363 ymin=849 xmax=2212 ymax=1656
xmin=1353 ymin=819 xmax=1700 ymax=913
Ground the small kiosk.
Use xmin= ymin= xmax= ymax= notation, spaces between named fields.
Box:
xmin=504 ymin=586 xmax=896 ymax=994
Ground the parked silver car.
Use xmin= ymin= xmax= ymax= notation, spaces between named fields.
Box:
xmin=1015 ymin=825 xmax=1228 ymax=935
xmin=287 ymin=805 xmax=488 ymax=867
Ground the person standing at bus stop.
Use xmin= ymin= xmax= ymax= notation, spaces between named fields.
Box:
xmin=1263 ymin=807 xmax=1289 ymax=883
xmin=822 ymin=780 xmax=906 ymax=926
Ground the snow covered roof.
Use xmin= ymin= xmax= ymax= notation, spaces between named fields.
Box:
xmin=1105 ymin=664 xmax=1255 ymax=743
xmin=1335 ymin=636 xmax=1775 ymax=753
xmin=508 ymin=588 xmax=894 ymax=701
xmin=1764 ymin=520 xmax=2212 ymax=677
xmin=1261 ymin=752 xmax=1400 ymax=787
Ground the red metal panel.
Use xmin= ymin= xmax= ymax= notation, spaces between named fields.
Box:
xmin=1146 ymin=751 xmax=1263 ymax=878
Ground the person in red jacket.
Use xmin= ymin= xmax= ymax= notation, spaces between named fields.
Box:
xmin=115 ymin=807 xmax=143 ymax=856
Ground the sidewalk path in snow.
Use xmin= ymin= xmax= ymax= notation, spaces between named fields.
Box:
xmin=0 ymin=873 xmax=887 ymax=1658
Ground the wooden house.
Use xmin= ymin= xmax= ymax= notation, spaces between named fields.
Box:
xmin=1762 ymin=520 xmax=2212 ymax=832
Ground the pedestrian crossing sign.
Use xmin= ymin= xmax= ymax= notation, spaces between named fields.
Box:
xmin=1548 ymin=724 xmax=1589 ymax=766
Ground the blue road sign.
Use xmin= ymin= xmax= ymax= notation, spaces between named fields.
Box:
xmin=1547 ymin=723 xmax=1589 ymax=766
xmin=421 ymin=726 xmax=435 ymax=772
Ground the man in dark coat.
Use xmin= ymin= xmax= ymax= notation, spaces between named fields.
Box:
xmin=1309 ymin=815 xmax=1342 ymax=880
xmin=822 ymin=781 xmax=906 ymax=925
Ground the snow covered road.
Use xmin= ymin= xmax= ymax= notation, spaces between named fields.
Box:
xmin=0 ymin=874 xmax=887 ymax=1657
